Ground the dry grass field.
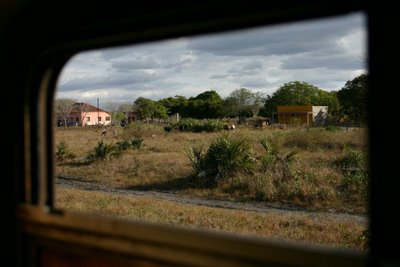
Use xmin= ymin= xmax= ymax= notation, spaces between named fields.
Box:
xmin=54 ymin=123 xmax=369 ymax=250
xmin=56 ymin=187 xmax=368 ymax=250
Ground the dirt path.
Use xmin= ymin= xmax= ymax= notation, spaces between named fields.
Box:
xmin=56 ymin=175 xmax=368 ymax=224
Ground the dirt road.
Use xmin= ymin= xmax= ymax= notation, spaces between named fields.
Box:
xmin=56 ymin=175 xmax=368 ymax=224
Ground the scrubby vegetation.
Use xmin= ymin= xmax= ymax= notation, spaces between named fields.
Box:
xmin=185 ymin=134 xmax=255 ymax=186
xmin=166 ymin=118 xmax=224 ymax=133
xmin=55 ymin=140 xmax=75 ymax=162
xmin=55 ymin=124 xmax=368 ymax=250
xmin=336 ymin=148 xmax=369 ymax=200
xmin=55 ymin=124 xmax=368 ymax=212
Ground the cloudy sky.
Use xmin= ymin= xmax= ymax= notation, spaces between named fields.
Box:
xmin=56 ymin=12 xmax=367 ymax=107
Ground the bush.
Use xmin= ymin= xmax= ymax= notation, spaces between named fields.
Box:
xmin=115 ymin=139 xmax=131 ymax=151
xmin=116 ymin=137 xmax=143 ymax=151
xmin=336 ymin=148 xmax=368 ymax=198
xmin=55 ymin=140 xmax=75 ymax=162
xmin=185 ymin=134 xmax=255 ymax=186
xmin=169 ymin=118 xmax=224 ymax=133
xmin=87 ymin=140 xmax=119 ymax=160
xmin=325 ymin=125 xmax=341 ymax=132
xmin=336 ymin=148 xmax=366 ymax=171
xmin=122 ymin=123 xmax=165 ymax=138
xmin=185 ymin=146 xmax=205 ymax=176
xmin=274 ymin=170 xmax=335 ymax=203
xmin=130 ymin=137 xmax=143 ymax=149
xmin=259 ymin=136 xmax=296 ymax=177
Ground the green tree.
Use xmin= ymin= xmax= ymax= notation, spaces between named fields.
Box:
xmin=337 ymin=73 xmax=368 ymax=125
xmin=133 ymin=97 xmax=168 ymax=121
xmin=261 ymin=81 xmax=338 ymax=117
xmin=221 ymin=97 xmax=237 ymax=118
xmin=133 ymin=97 xmax=156 ymax=121
xmin=316 ymin=90 xmax=340 ymax=118
xmin=187 ymin=90 xmax=223 ymax=119
xmin=193 ymin=90 xmax=222 ymax=102
xmin=222 ymin=88 xmax=265 ymax=121
xmin=157 ymin=95 xmax=188 ymax=116
xmin=153 ymin=102 xmax=168 ymax=120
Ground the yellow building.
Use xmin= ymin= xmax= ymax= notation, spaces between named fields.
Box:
xmin=272 ymin=105 xmax=328 ymax=126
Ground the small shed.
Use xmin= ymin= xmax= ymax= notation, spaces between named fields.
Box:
xmin=272 ymin=105 xmax=328 ymax=126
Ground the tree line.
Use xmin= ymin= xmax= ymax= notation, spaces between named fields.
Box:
xmin=56 ymin=73 xmax=368 ymax=125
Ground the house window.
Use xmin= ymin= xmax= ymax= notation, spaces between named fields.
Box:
xmin=86 ymin=117 xmax=90 ymax=121
xmin=105 ymin=116 xmax=111 ymax=121
xmin=98 ymin=117 xmax=102 ymax=121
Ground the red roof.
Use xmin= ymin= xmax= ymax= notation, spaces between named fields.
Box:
xmin=71 ymin=103 xmax=110 ymax=114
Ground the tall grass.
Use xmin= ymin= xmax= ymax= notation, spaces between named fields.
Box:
xmin=122 ymin=123 xmax=166 ymax=138
xmin=282 ymin=128 xmax=366 ymax=150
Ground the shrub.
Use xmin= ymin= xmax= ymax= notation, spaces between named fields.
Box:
xmin=87 ymin=140 xmax=119 ymax=160
xmin=130 ymin=137 xmax=143 ymax=149
xmin=115 ymin=139 xmax=131 ymax=151
xmin=336 ymin=148 xmax=368 ymax=198
xmin=259 ymin=136 xmax=296 ymax=177
xmin=185 ymin=134 xmax=255 ymax=186
xmin=55 ymin=140 xmax=75 ymax=162
xmin=169 ymin=118 xmax=224 ymax=133
xmin=185 ymin=146 xmax=205 ymax=176
xmin=275 ymin=169 xmax=335 ymax=203
xmin=336 ymin=148 xmax=366 ymax=171
xmin=115 ymin=137 xmax=143 ymax=151
xmin=325 ymin=125 xmax=341 ymax=132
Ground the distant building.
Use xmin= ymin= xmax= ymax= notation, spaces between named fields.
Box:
xmin=125 ymin=111 xmax=138 ymax=123
xmin=57 ymin=102 xmax=112 ymax=127
xmin=272 ymin=105 xmax=328 ymax=126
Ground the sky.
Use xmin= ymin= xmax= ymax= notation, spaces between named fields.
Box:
xmin=56 ymin=12 xmax=367 ymax=107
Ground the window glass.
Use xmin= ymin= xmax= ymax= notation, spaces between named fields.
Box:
xmin=54 ymin=12 xmax=368 ymax=251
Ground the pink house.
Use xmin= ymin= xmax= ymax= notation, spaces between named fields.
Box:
xmin=58 ymin=103 xmax=112 ymax=127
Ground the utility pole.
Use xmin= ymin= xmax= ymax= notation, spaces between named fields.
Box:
xmin=97 ymin=98 xmax=100 ymax=125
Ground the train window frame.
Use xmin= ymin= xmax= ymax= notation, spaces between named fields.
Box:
xmin=6 ymin=1 xmax=397 ymax=266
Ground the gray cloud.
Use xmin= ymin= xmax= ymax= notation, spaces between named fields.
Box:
xmin=281 ymin=53 xmax=363 ymax=70
xmin=112 ymin=58 xmax=161 ymax=71
xmin=240 ymin=77 xmax=269 ymax=88
xmin=187 ymin=13 xmax=364 ymax=57
xmin=59 ymin=70 xmax=161 ymax=91
xmin=57 ymin=12 xmax=366 ymax=103
xmin=209 ymin=74 xmax=229 ymax=79
xmin=243 ymin=61 xmax=263 ymax=70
